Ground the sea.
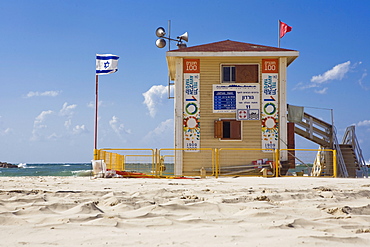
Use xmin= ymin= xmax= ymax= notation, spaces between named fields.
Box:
xmin=0 ymin=163 xmax=367 ymax=177
xmin=0 ymin=163 xmax=93 ymax=177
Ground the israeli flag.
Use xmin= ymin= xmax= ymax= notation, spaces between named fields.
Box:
xmin=96 ymin=54 xmax=119 ymax=75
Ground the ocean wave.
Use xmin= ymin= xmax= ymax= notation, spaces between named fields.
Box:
xmin=72 ymin=170 xmax=93 ymax=177
xmin=18 ymin=163 xmax=37 ymax=169
xmin=18 ymin=163 xmax=27 ymax=168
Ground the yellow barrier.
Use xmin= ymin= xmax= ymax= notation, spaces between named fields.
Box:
xmin=158 ymin=148 xmax=216 ymax=177
xmin=96 ymin=148 xmax=155 ymax=175
xmin=93 ymin=148 xmax=337 ymax=178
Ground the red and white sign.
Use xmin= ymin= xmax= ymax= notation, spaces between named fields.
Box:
xmin=262 ymin=59 xmax=279 ymax=73
xmin=183 ymin=59 xmax=200 ymax=73
xmin=238 ymin=110 xmax=248 ymax=119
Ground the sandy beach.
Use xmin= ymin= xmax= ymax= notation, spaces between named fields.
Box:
xmin=0 ymin=176 xmax=370 ymax=246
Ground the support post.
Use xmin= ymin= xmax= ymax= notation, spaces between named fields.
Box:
xmin=275 ymin=149 xmax=280 ymax=177
xmin=333 ymin=149 xmax=337 ymax=178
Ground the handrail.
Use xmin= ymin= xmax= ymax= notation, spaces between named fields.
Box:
xmin=294 ymin=112 xmax=333 ymax=147
xmin=332 ymin=127 xmax=348 ymax=177
xmin=342 ymin=126 xmax=367 ymax=175
xmin=295 ymin=112 xmax=332 ymax=147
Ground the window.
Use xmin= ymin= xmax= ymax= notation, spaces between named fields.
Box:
xmin=222 ymin=64 xmax=259 ymax=83
xmin=214 ymin=119 xmax=241 ymax=140
xmin=223 ymin=66 xmax=235 ymax=83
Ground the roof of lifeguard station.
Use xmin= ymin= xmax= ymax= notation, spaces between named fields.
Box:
xmin=166 ymin=40 xmax=299 ymax=80
xmin=167 ymin=40 xmax=296 ymax=53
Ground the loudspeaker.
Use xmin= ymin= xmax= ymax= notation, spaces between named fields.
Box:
xmin=156 ymin=27 xmax=166 ymax=37
xmin=177 ymin=32 xmax=188 ymax=42
xmin=156 ymin=38 xmax=166 ymax=48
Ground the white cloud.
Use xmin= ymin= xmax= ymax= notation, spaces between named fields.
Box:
xmin=142 ymin=85 xmax=168 ymax=118
xmin=1 ymin=127 xmax=12 ymax=136
xmin=311 ymin=61 xmax=351 ymax=83
xmin=293 ymin=82 xmax=319 ymax=91
xmin=47 ymin=133 xmax=61 ymax=140
xmin=314 ymin=87 xmax=328 ymax=94
xmin=59 ymin=102 xmax=77 ymax=117
xmin=296 ymin=61 xmax=357 ymax=94
xmin=359 ymin=70 xmax=369 ymax=90
xmin=142 ymin=119 xmax=173 ymax=145
xmin=64 ymin=119 xmax=72 ymax=129
xmin=31 ymin=110 xmax=54 ymax=141
xmin=72 ymin=125 xmax=88 ymax=135
xmin=26 ymin=90 xmax=61 ymax=98
xmin=34 ymin=110 xmax=53 ymax=125
xmin=109 ymin=116 xmax=131 ymax=138
xmin=357 ymin=120 xmax=370 ymax=127
xmin=0 ymin=116 xmax=12 ymax=136
xmin=87 ymin=100 xmax=103 ymax=108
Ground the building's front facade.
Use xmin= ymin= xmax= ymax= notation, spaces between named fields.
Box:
xmin=166 ymin=40 xmax=299 ymax=175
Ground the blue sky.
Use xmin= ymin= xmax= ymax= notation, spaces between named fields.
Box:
xmin=0 ymin=0 xmax=369 ymax=163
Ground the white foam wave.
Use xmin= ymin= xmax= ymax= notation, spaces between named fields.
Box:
xmin=18 ymin=163 xmax=27 ymax=168
xmin=72 ymin=170 xmax=93 ymax=177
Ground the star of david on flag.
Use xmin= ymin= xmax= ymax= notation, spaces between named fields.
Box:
xmin=96 ymin=54 xmax=119 ymax=75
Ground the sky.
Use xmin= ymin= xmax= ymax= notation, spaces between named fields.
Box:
xmin=0 ymin=0 xmax=369 ymax=163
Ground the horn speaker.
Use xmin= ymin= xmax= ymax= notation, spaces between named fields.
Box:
xmin=177 ymin=32 xmax=188 ymax=42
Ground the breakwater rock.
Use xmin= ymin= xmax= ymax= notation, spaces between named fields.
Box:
xmin=0 ymin=162 xmax=18 ymax=168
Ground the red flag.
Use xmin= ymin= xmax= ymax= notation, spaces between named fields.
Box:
xmin=280 ymin=21 xmax=292 ymax=38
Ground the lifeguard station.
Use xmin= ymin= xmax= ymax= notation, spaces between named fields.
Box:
xmin=94 ymin=39 xmax=366 ymax=178
xmin=165 ymin=40 xmax=366 ymax=177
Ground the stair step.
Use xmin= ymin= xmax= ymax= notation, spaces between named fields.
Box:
xmin=338 ymin=143 xmax=360 ymax=178
xmin=339 ymin=144 xmax=352 ymax=147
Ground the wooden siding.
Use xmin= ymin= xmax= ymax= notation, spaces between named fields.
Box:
xmin=182 ymin=57 xmax=276 ymax=174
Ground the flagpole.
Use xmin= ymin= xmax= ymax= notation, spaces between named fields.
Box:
xmin=278 ymin=20 xmax=281 ymax=48
xmin=94 ymin=74 xmax=99 ymax=159
xmin=93 ymin=54 xmax=119 ymax=160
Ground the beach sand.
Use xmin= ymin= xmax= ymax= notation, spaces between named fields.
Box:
xmin=0 ymin=176 xmax=370 ymax=246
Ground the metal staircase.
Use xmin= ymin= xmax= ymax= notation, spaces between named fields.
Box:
xmin=292 ymin=110 xmax=366 ymax=177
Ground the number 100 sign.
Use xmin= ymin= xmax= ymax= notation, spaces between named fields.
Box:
xmin=184 ymin=59 xmax=200 ymax=73
xmin=262 ymin=59 xmax=279 ymax=73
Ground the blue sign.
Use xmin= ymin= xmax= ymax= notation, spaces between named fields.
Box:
xmin=214 ymin=91 xmax=236 ymax=110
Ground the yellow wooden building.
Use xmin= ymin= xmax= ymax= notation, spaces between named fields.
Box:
xmin=166 ymin=40 xmax=299 ymax=176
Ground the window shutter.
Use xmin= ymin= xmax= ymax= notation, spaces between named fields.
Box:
xmin=214 ymin=120 xmax=223 ymax=138
xmin=236 ymin=65 xmax=258 ymax=83
xmin=230 ymin=120 xmax=241 ymax=139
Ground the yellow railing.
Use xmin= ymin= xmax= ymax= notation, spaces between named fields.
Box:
xmin=95 ymin=148 xmax=155 ymax=174
xmin=158 ymin=148 xmax=216 ymax=177
xmin=93 ymin=148 xmax=337 ymax=178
